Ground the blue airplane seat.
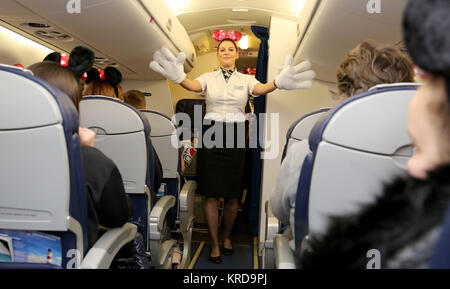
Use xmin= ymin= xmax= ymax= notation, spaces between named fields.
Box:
xmin=281 ymin=108 xmax=331 ymax=162
xmin=264 ymin=108 xmax=330 ymax=269
xmin=0 ymin=65 xmax=136 ymax=269
xmin=140 ymin=110 xmax=197 ymax=269
xmin=80 ymin=97 xmax=182 ymax=268
xmin=272 ymin=83 xmax=419 ymax=268
xmin=296 ymin=83 xmax=420 ymax=267
xmin=80 ymin=96 xmax=152 ymax=243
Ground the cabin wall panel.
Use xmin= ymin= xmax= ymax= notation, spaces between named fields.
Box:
xmin=121 ymin=79 xmax=174 ymax=118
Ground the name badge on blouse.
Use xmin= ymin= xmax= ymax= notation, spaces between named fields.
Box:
xmin=234 ymin=85 xmax=244 ymax=91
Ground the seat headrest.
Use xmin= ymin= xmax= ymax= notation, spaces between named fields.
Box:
xmin=0 ymin=65 xmax=83 ymax=232
xmin=309 ymin=84 xmax=418 ymax=155
xmin=286 ymin=108 xmax=331 ymax=141
xmin=368 ymin=82 xmax=422 ymax=92
xmin=0 ymin=64 xmax=34 ymax=76
xmin=140 ymin=110 xmax=176 ymax=137
xmin=0 ymin=67 xmax=72 ymax=130
xmin=80 ymin=96 xmax=149 ymax=134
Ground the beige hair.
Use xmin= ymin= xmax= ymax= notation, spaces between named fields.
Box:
xmin=84 ymin=80 xmax=123 ymax=101
xmin=124 ymin=90 xmax=146 ymax=110
xmin=28 ymin=61 xmax=81 ymax=111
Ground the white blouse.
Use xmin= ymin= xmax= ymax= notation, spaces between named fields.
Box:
xmin=196 ymin=70 xmax=260 ymax=122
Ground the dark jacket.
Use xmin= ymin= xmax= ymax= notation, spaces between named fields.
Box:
xmin=81 ymin=146 xmax=133 ymax=248
xmin=301 ymin=164 xmax=450 ymax=269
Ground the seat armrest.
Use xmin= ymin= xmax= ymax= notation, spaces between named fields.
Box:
xmin=179 ymin=180 xmax=196 ymax=213
xmin=149 ymin=195 xmax=176 ymax=240
xmin=80 ymin=223 xmax=138 ymax=269
xmin=179 ymin=180 xmax=196 ymax=232
xmin=274 ymin=234 xmax=296 ymax=269
xmin=265 ymin=201 xmax=279 ymax=249
xmin=263 ymin=201 xmax=279 ymax=269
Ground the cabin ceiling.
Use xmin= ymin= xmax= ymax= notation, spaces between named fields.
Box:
xmin=176 ymin=0 xmax=410 ymax=83
xmin=0 ymin=0 xmax=410 ymax=82
xmin=174 ymin=0 xmax=305 ymax=31
xmin=293 ymin=0 xmax=409 ymax=83
xmin=175 ymin=0 xmax=308 ymax=55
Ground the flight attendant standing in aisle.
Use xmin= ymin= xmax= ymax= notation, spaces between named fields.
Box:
xmin=150 ymin=38 xmax=315 ymax=264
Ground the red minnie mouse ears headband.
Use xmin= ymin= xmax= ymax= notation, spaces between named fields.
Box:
xmin=59 ymin=53 xmax=69 ymax=67
xmin=212 ymin=30 xmax=242 ymax=42
xmin=44 ymin=47 xmax=95 ymax=80
xmin=56 ymin=51 xmax=91 ymax=80
xmin=81 ymin=68 xmax=104 ymax=82
xmin=43 ymin=52 xmax=69 ymax=66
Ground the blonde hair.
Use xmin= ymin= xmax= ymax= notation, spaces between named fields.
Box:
xmin=336 ymin=40 xmax=415 ymax=99
xmin=83 ymin=80 xmax=123 ymax=101
xmin=124 ymin=90 xmax=146 ymax=110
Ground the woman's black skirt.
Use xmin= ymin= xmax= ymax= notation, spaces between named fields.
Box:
xmin=196 ymin=120 xmax=248 ymax=199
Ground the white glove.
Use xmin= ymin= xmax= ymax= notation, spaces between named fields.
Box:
xmin=274 ymin=55 xmax=315 ymax=90
xmin=149 ymin=48 xmax=186 ymax=84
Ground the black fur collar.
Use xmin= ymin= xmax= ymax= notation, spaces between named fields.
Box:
xmin=301 ymin=164 xmax=450 ymax=268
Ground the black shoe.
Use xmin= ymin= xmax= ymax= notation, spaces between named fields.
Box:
xmin=223 ymin=247 xmax=233 ymax=256
xmin=209 ymin=254 xmax=222 ymax=264
xmin=209 ymin=250 xmax=222 ymax=264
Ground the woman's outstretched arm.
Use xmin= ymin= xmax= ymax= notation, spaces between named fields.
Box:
xmin=252 ymin=81 xmax=277 ymax=96
xmin=150 ymin=48 xmax=203 ymax=93
xmin=252 ymin=56 xmax=315 ymax=96
xmin=180 ymin=78 xmax=203 ymax=93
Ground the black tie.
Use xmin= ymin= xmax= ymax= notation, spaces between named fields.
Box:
xmin=221 ymin=68 xmax=235 ymax=83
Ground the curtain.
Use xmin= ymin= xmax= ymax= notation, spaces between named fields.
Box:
xmin=245 ymin=25 xmax=269 ymax=236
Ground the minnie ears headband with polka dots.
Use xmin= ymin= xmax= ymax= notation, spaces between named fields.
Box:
xmin=59 ymin=53 xmax=70 ymax=67
xmin=13 ymin=53 xmax=71 ymax=73
xmin=83 ymin=67 xmax=105 ymax=82
xmin=43 ymin=47 xmax=95 ymax=80
xmin=56 ymin=52 xmax=103 ymax=81
xmin=212 ymin=30 xmax=242 ymax=42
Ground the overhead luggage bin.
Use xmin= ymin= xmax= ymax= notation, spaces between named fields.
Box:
xmin=7 ymin=0 xmax=196 ymax=79
xmin=292 ymin=0 xmax=408 ymax=82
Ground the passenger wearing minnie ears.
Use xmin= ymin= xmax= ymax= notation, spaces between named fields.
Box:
xmin=150 ymin=38 xmax=315 ymax=264
xmin=301 ymin=0 xmax=450 ymax=268
xmin=29 ymin=48 xmax=150 ymax=268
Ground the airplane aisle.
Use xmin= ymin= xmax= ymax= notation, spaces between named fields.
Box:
xmin=188 ymin=212 xmax=259 ymax=269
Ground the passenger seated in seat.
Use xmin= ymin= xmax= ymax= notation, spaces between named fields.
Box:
xmin=44 ymin=49 xmax=88 ymax=99
xmin=84 ymin=67 xmax=124 ymax=101
xmin=334 ymin=40 xmax=414 ymax=99
xmin=122 ymin=89 xmax=163 ymax=194
xmin=301 ymin=0 xmax=450 ymax=268
xmin=28 ymin=58 xmax=133 ymax=249
xmin=124 ymin=90 xmax=146 ymax=110
xmin=270 ymin=40 xmax=415 ymax=251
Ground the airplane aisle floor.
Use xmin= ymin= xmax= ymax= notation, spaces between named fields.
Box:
xmin=188 ymin=212 xmax=260 ymax=269
xmin=190 ymin=242 xmax=254 ymax=269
